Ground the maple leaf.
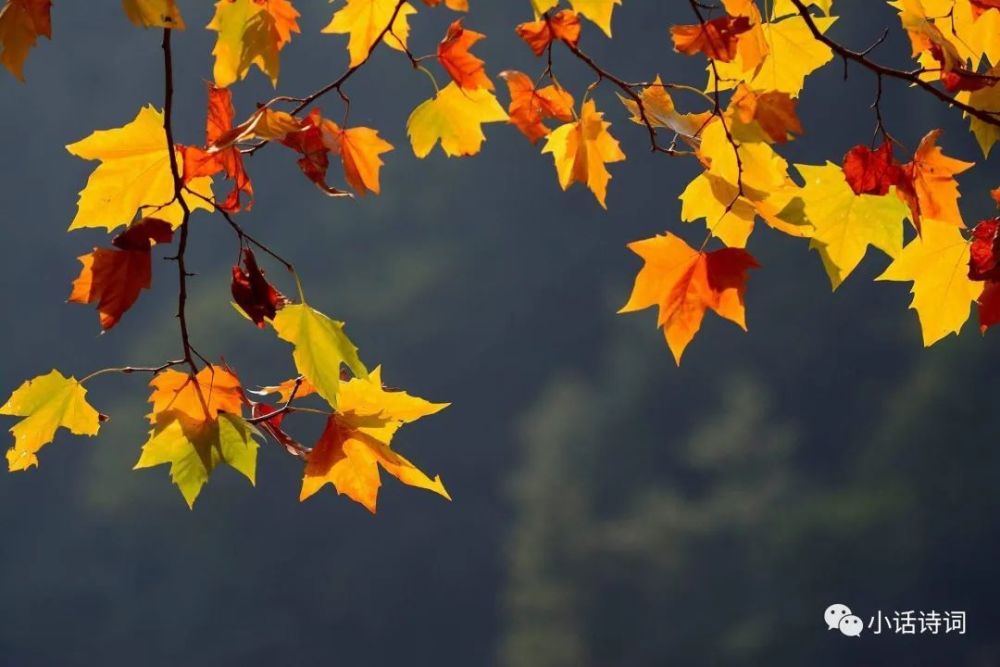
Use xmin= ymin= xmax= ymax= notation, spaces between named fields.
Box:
xmin=969 ymin=218 xmax=1000 ymax=281
xmin=619 ymin=76 xmax=712 ymax=145
xmin=136 ymin=412 xmax=259 ymax=508
xmin=500 ymin=70 xmax=574 ymax=144
xmin=897 ymin=129 xmax=973 ymax=231
xmin=619 ymin=233 xmax=759 ymax=364
xmin=878 ymin=218 xmax=983 ymax=345
xmin=541 ymin=99 xmax=626 ymax=209
xmin=796 ymin=162 xmax=909 ymax=289
xmin=957 ymin=69 xmax=1000 ymax=158
xmin=438 ymin=19 xmax=492 ymax=91
xmin=66 ymin=105 xmax=214 ymax=232
xmin=516 ymin=10 xmax=581 ymax=56
xmin=421 ymin=0 xmax=467 ymax=9
xmin=300 ymin=367 xmax=449 ymax=512
xmin=122 ymin=0 xmax=185 ymax=29
xmin=69 ymin=217 xmax=174 ymax=332
xmin=272 ymin=303 xmax=368 ymax=409
xmin=408 ymin=82 xmax=508 ymax=158
xmin=671 ymin=15 xmax=752 ymax=63
xmin=438 ymin=19 xmax=493 ymax=90
xmin=181 ymin=84 xmax=253 ymax=213
xmin=728 ymin=85 xmax=803 ymax=144
xmin=711 ymin=13 xmax=837 ymax=95
xmin=978 ymin=280 xmax=1000 ymax=333
xmin=714 ymin=0 xmax=769 ymax=74
xmin=565 ymin=0 xmax=621 ymax=37
xmin=135 ymin=366 xmax=258 ymax=508
xmin=208 ymin=0 xmax=301 ymax=87
xmin=0 ymin=0 xmax=50 ymax=81
xmin=255 ymin=377 xmax=317 ymax=403
xmin=324 ymin=122 xmax=395 ymax=196
xmin=682 ymin=118 xmax=807 ymax=247
xmin=231 ymin=247 xmax=287 ymax=327
xmin=267 ymin=108 xmax=392 ymax=196
xmin=842 ymin=140 xmax=901 ymax=196
xmin=323 ymin=0 xmax=417 ymax=68
xmin=891 ymin=0 xmax=963 ymax=74
xmin=1 ymin=370 xmax=104 ymax=471
xmin=771 ymin=0 xmax=833 ymax=15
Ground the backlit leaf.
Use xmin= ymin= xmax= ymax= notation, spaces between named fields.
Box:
xmin=1 ymin=370 xmax=103 ymax=471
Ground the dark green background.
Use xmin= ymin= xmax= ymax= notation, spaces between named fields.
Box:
xmin=1 ymin=1 xmax=998 ymax=665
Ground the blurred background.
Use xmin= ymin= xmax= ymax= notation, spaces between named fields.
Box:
xmin=1 ymin=2 xmax=999 ymax=665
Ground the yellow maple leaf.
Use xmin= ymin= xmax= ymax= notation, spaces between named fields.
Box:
xmin=271 ymin=302 xmax=368 ymax=409
xmin=122 ymin=0 xmax=185 ymax=29
xmin=531 ymin=0 xmax=559 ymax=14
xmin=207 ymin=0 xmax=301 ymax=87
xmin=1 ymin=370 xmax=103 ymax=472
xmin=300 ymin=367 xmax=450 ymax=512
xmin=541 ymin=99 xmax=626 ymax=209
xmin=711 ymin=14 xmax=837 ymax=94
xmin=0 ymin=0 xmax=51 ymax=81
xmin=567 ymin=0 xmax=621 ymax=36
xmin=617 ymin=76 xmax=712 ymax=144
xmin=957 ymin=67 xmax=1000 ymax=158
xmin=323 ymin=0 xmax=417 ymax=68
xmin=771 ymin=0 xmax=833 ymax=16
xmin=877 ymin=218 xmax=983 ymax=345
xmin=796 ymin=162 xmax=909 ymax=289
xmin=407 ymin=82 xmax=508 ymax=158
xmin=66 ymin=105 xmax=214 ymax=232
xmin=683 ymin=119 xmax=807 ymax=247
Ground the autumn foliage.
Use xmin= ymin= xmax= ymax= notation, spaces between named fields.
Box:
xmin=3 ymin=0 xmax=1000 ymax=511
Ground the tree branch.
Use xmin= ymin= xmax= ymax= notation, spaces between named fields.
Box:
xmin=789 ymin=0 xmax=1000 ymax=128
xmin=162 ymin=28 xmax=202 ymax=374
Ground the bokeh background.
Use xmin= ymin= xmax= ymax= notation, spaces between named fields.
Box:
xmin=1 ymin=2 xmax=999 ymax=665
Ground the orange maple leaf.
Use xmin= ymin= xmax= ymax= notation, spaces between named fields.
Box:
xmin=148 ymin=366 xmax=245 ymax=424
xmin=619 ymin=233 xmax=760 ymax=364
xmin=68 ymin=218 xmax=173 ymax=331
xmin=181 ymin=84 xmax=253 ymax=212
xmin=729 ymin=84 xmax=803 ymax=144
xmin=896 ymin=129 xmax=973 ymax=232
xmin=324 ymin=122 xmax=394 ymax=196
xmin=500 ymin=70 xmax=574 ymax=144
xmin=438 ymin=19 xmax=492 ymax=91
xmin=516 ymin=10 xmax=581 ymax=57
xmin=671 ymin=15 xmax=751 ymax=63
xmin=0 ymin=0 xmax=50 ymax=81
xmin=299 ymin=367 xmax=449 ymax=513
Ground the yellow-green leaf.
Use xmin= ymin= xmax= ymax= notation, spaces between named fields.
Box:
xmin=66 ymin=105 xmax=214 ymax=232
xmin=407 ymin=82 xmax=508 ymax=158
xmin=135 ymin=412 xmax=259 ymax=509
xmin=1 ymin=370 xmax=103 ymax=472
xmin=796 ymin=162 xmax=909 ymax=289
xmin=271 ymin=303 xmax=368 ymax=409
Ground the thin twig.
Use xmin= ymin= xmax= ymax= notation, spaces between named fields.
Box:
xmin=789 ymin=0 xmax=1000 ymax=128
